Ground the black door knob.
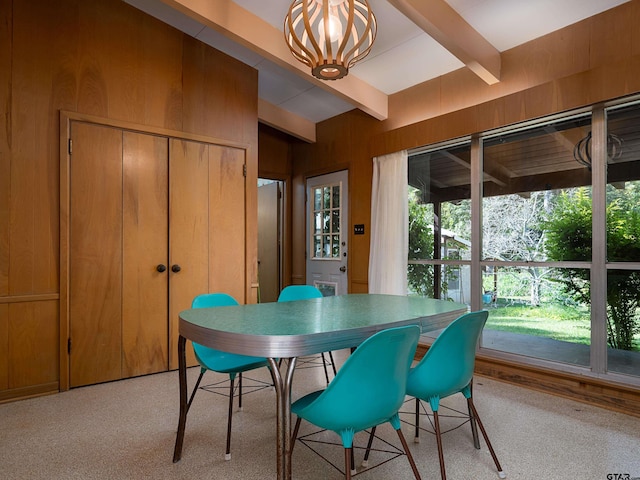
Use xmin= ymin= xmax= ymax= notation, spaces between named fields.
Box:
xmin=171 ymin=264 xmax=181 ymax=273
xmin=156 ymin=264 xmax=167 ymax=273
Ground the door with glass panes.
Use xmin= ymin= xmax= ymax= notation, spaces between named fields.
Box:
xmin=306 ymin=171 xmax=348 ymax=295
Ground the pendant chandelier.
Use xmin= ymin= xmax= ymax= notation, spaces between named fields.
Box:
xmin=284 ymin=0 xmax=377 ymax=81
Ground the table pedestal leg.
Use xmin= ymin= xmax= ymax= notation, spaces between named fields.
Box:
xmin=173 ymin=335 xmax=188 ymax=462
xmin=268 ymin=357 xmax=297 ymax=480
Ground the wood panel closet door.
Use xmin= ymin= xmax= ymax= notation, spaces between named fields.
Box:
xmin=68 ymin=126 xmax=247 ymax=381
xmin=69 ymin=123 xmax=124 ymax=387
xmin=208 ymin=145 xmax=246 ymax=301
xmin=122 ymin=131 xmax=169 ymax=377
xmin=168 ymin=138 xmax=209 ymax=369
xmin=167 ymin=141 xmax=247 ymax=370
xmin=69 ymin=124 xmax=169 ymax=387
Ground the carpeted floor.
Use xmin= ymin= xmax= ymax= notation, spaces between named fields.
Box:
xmin=1 ymin=349 xmax=639 ymax=479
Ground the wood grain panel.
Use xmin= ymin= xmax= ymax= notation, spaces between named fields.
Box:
xmin=168 ymin=138 xmax=209 ymax=369
xmin=181 ymin=37 xmax=258 ymax=145
xmin=501 ymin=21 xmax=590 ymax=90
xmin=258 ymin=124 xmax=293 ymax=178
xmin=0 ymin=0 xmax=10 ymax=297
xmin=590 ymin=1 xmax=634 ymax=68
xmin=258 ymin=125 xmax=294 ymax=288
xmin=209 ymin=145 xmax=246 ymax=303
xmin=10 ymin=0 xmax=77 ymax=295
xmin=474 ymin=355 xmax=640 ymax=418
xmin=76 ymin=0 xmax=182 ymax=128
xmin=8 ymin=300 xmax=58 ymax=389
xmin=3 ymin=0 xmax=259 ymax=400
xmin=0 ymin=304 xmax=7 ymax=390
xmin=634 ymin=1 xmax=640 ymax=56
xmin=122 ymin=132 xmax=169 ymax=377
xmin=137 ymin=13 xmax=184 ymax=130
xmin=69 ymin=122 xmax=123 ymax=387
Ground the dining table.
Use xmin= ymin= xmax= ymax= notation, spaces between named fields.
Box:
xmin=172 ymin=293 xmax=467 ymax=480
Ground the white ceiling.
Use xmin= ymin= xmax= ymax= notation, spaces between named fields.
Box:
xmin=124 ymin=0 xmax=630 ymax=138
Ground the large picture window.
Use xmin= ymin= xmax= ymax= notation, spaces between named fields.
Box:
xmin=606 ymin=103 xmax=640 ymax=376
xmin=408 ymin=100 xmax=640 ymax=381
xmin=408 ymin=141 xmax=471 ymax=306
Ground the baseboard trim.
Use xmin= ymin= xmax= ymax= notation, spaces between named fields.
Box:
xmin=0 ymin=382 xmax=59 ymax=404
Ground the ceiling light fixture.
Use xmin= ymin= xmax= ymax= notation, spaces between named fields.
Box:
xmin=284 ymin=0 xmax=377 ymax=81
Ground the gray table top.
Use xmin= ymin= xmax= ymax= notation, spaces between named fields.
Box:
xmin=179 ymin=293 xmax=467 ymax=358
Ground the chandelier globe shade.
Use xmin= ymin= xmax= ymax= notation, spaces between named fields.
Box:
xmin=284 ymin=0 xmax=377 ymax=80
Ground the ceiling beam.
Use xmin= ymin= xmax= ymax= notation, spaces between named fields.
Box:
xmin=387 ymin=0 xmax=501 ymax=85
xmin=160 ymin=0 xmax=388 ymax=120
xmin=258 ymin=99 xmax=316 ymax=143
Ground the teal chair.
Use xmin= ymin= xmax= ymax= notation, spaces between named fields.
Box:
xmin=291 ymin=325 xmax=423 ymax=480
xmin=277 ymin=285 xmax=337 ymax=383
xmin=188 ymin=293 xmax=271 ymax=461
xmin=406 ymin=310 xmax=505 ymax=480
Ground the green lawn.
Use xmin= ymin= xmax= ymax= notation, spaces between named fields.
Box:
xmin=485 ymin=304 xmax=592 ymax=347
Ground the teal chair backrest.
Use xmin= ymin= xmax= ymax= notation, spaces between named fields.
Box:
xmin=277 ymin=285 xmax=323 ymax=302
xmin=191 ymin=293 xmax=239 ymax=362
xmin=192 ymin=292 xmax=239 ymax=309
xmin=295 ymin=325 xmax=421 ymax=434
xmin=407 ymin=310 xmax=488 ymax=402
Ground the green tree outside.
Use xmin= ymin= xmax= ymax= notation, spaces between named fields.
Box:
xmin=543 ymin=186 xmax=640 ymax=350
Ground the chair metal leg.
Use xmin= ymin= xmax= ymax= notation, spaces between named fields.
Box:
xmin=238 ymin=373 xmax=243 ymax=410
xmin=396 ymin=426 xmax=422 ymax=480
xmin=414 ymin=397 xmax=420 ymax=443
xmin=350 ymin=445 xmax=356 ymax=475
xmin=328 ymin=351 xmax=337 ymax=376
xmin=225 ymin=376 xmax=235 ymax=461
xmin=433 ymin=410 xmax=447 ymax=480
xmin=467 ymin=397 xmax=480 ymax=449
xmin=344 ymin=447 xmax=353 ymax=480
xmin=321 ymin=353 xmax=330 ymax=384
xmin=291 ymin=416 xmax=302 ymax=455
xmin=361 ymin=425 xmax=376 ymax=467
xmin=467 ymin=380 xmax=480 ymax=449
xmin=467 ymin=398 xmax=506 ymax=478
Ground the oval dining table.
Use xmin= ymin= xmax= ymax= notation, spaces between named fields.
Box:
xmin=172 ymin=293 xmax=467 ymax=480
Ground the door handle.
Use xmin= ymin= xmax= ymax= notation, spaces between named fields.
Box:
xmin=171 ymin=264 xmax=181 ymax=273
xmin=339 ymin=266 xmax=346 ymax=272
xmin=156 ymin=264 xmax=167 ymax=273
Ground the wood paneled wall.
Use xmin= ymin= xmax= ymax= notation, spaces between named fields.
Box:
xmin=258 ymin=124 xmax=297 ymax=287
xmin=0 ymin=0 xmax=258 ymax=402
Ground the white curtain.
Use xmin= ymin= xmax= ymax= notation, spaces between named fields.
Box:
xmin=368 ymin=150 xmax=408 ymax=295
